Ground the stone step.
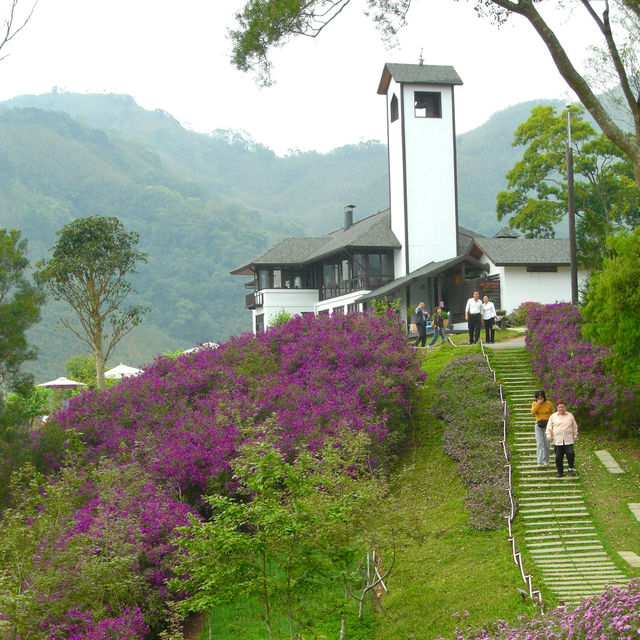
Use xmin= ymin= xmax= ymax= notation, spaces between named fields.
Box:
xmin=520 ymin=500 xmax=585 ymax=508
xmin=532 ymin=552 xmax=611 ymax=562
xmin=525 ymin=526 xmax=595 ymax=534
xmin=524 ymin=520 xmax=594 ymax=528
xmin=540 ymin=568 xmax=626 ymax=576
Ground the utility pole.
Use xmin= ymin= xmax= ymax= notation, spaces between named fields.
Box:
xmin=566 ymin=105 xmax=578 ymax=305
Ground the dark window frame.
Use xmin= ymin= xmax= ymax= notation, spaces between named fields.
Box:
xmin=414 ymin=91 xmax=442 ymax=118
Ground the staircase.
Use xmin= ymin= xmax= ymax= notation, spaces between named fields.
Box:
xmin=488 ymin=347 xmax=629 ymax=606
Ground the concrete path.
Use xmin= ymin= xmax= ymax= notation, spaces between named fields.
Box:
xmin=488 ymin=347 xmax=630 ymax=607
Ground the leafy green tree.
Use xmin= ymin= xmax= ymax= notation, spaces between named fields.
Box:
xmin=0 ymin=228 xmax=44 ymax=400
xmin=172 ymin=423 xmax=385 ymax=640
xmin=582 ymin=226 xmax=640 ymax=389
xmin=36 ymin=216 xmax=148 ymax=390
xmin=496 ymin=105 xmax=639 ymax=269
xmin=229 ymin=0 xmax=640 ymax=190
xmin=65 ymin=353 xmax=98 ymax=389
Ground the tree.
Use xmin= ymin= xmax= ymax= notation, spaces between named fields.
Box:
xmin=36 ymin=216 xmax=148 ymax=391
xmin=582 ymin=226 xmax=640 ymax=390
xmin=496 ymin=104 xmax=640 ymax=269
xmin=172 ymin=422 xmax=386 ymax=640
xmin=229 ymin=0 xmax=640 ymax=190
xmin=0 ymin=228 xmax=44 ymax=400
xmin=0 ymin=0 xmax=38 ymax=62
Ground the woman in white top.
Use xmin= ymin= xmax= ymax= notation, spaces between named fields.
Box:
xmin=481 ymin=295 xmax=497 ymax=343
xmin=545 ymin=401 xmax=579 ymax=477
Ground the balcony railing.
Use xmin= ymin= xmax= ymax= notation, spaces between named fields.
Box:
xmin=245 ymin=274 xmax=393 ymax=308
xmin=245 ymin=291 xmax=263 ymax=309
xmin=320 ymin=275 xmax=393 ymax=301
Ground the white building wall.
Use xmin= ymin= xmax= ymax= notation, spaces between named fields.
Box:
xmin=480 ymin=255 xmax=589 ymax=312
xmin=402 ymin=83 xmax=457 ymax=272
xmin=251 ymin=289 xmax=368 ymax=331
xmin=315 ymin=291 xmax=367 ymax=315
xmin=252 ymin=289 xmax=319 ymax=331
xmin=387 ymin=77 xmax=407 ymax=278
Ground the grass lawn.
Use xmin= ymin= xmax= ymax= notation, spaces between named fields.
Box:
xmin=573 ymin=428 xmax=640 ymax=579
xmin=195 ymin=343 xmax=594 ymax=639
xmin=372 ymin=346 xmax=534 ymax=639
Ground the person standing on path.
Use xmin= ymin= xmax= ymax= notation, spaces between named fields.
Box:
xmin=428 ymin=306 xmax=446 ymax=346
xmin=481 ymin=295 xmax=497 ymax=343
xmin=531 ymin=390 xmax=554 ymax=466
xmin=546 ymin=402 xmax=579 ymax=477
xmin=412 ymin=301 xmax=429 ymax=348
xmin=465 ymin=291 xmax=482 ymax=344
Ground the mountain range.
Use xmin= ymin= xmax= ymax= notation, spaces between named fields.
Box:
xmin=0 ymin=91 xmax=562 ymax=380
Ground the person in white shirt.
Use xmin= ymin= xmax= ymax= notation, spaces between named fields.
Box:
xmin=481 ymin=295 xmax=497 ymax=343
xmin=546 ymin=402 xmax=579 ymax=477
xmin=465 ymin=291 xmax=483 ymax=344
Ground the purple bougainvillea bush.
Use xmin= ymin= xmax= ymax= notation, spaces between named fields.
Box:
xmin=51 ymin=312 xmax=424 ymax=494
xmin=1 ymin=312 xmax=424 ymax=638
xmin=433 ymin=354 xmax=512 ymax=530
xmin=525 ymin=303 xmax=634 ymax=426
xmin=436 ymin=578 xmax=640 ymax=640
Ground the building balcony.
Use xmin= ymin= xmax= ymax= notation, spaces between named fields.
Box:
xmin=320 ymin=275 xmax=393 ymax=301
xmin=245 ymin=291 xmax=263 ymax=309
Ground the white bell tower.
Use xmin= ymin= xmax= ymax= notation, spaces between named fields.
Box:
xmin=378 ymin=62 xmax=462 ymax=277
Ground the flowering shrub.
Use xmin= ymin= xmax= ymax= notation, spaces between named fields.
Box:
xmin=48 ymin=313 xmax=424 ymax=496
xmin=1 ymin=313 xmax=423 ymax=638
xmin=525 ymin=303 xmax=634 ymax=426
xmin=433 ymin=354 xmax=512 ymax=530
xmin=435 ymin=578 xmax=640 ymax=639
xmin=508 ymin=301 xmax=544 ymax=327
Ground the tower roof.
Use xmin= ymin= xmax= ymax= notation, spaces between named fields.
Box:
xmin=377 ymin=63 xmax=463 ymax=95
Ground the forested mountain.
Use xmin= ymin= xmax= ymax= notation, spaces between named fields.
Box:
xmin=0 ymin=92 xmax=562 ymax=380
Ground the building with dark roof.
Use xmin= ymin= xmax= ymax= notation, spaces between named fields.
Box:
xmin=232 ymin=61 xmax=585 ymax=333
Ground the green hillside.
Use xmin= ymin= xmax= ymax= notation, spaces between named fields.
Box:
xmin=0 ymin=92 xmax=556 ymax=380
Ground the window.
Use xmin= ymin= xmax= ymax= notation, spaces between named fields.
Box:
xmin=255 ymin=313 xmax=265 ymax=334
xmin=273 ymin=269 xmax=282 ymax=288
xmin=368 ymin=254 xmax=381 ymax=276
xmin=258 ymin=269 xmax=269 ymax=290
xmin=414 ymin=91 xmax=442 ymax=118
xmin=390 ymin=94 xmax=399 ymax=122
xmin=381 ymin=252 xmax=393 ymax=277
xmin=341 ymin=259 xmax=351 ymax=281
xmin=323 ymin=264 xmax=333 ymax=286
xmin=527 ymin=265 xmax=558 ymax=272
xmin=332 ymin=306 xmax=344 ymax=315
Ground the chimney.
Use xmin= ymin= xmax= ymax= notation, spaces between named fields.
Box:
xmin=344 ymin=204 xmax=356 ymax=230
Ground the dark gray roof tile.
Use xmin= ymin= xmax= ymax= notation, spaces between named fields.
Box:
xmin=378 ymin=63 xmax=463 ymax=94
xmin=472 ymin=237 xmax=570 ymax=265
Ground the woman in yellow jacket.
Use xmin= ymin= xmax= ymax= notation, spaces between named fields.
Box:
xmin=531 ymin=390 xmax=554 ymax=466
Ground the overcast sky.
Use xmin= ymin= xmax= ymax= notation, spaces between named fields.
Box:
xmin=0 ymin=0 xmax=600 ymax=155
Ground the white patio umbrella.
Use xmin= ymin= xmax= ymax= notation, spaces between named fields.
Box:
xmin=36 ymin=376 xmax=87 ymax=411
xmin=36 ymin=376 xmax=87 ymax=389
xmin=104 ymin=362 xmax=144 ymax=379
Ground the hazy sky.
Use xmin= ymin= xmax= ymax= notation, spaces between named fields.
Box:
xmin=0 ymin=0 xmax=600 ymax=155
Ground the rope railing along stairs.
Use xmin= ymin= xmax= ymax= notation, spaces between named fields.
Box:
xmin=486 ymin=346 xmax=630 ymax=608
xmin=477 ymin=342 xmax=544 ymax=606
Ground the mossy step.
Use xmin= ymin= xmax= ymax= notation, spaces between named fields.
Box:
xmin=524 ymin=520 xmax=593 ymax=527
xmin=540 ymin=568 xmax=626 ymax=577
xmin=532 ymin=552 xmax=611 ymax=562
xmin=529 ymin=545 xmax=604 ymax=555
xmin=526 ymin=533 xmax=599 ymax=542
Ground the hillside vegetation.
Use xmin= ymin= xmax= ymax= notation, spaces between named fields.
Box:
xmin=0 ymin=92 xmax=565 ymax=379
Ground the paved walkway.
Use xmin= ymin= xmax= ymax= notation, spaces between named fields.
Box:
xmin=488 ymin=347 xmax=630 ymax=607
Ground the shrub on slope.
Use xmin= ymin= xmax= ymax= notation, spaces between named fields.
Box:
xmin=1 ymin=313 xmax=423 ymax=638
